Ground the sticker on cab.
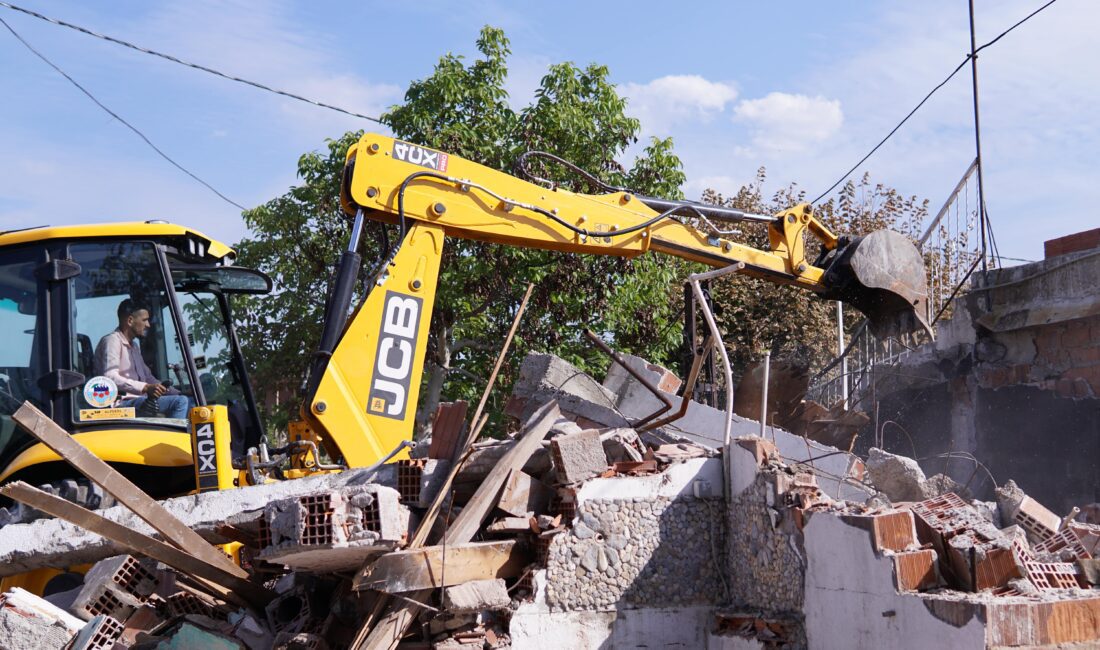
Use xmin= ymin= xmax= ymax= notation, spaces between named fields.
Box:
xmin=83 ymin=376 xmax=117 ymax=408
xmin=79 ymin=407 xmax=136 ymax=421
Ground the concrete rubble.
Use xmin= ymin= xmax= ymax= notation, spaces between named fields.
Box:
xmin=1 ymin=345 xmax=1100 ymax=648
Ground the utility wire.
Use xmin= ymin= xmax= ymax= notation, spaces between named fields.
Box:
xmin=1 ymin=15 xmax=246 ymax=210
xmin=812 ymin=0 xmax=1060 ymax=204
xmin=0 ymin=1 xmax=384 ymax=125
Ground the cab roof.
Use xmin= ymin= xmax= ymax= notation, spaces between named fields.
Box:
xmin=0 ymin=222 xmax=235 ymax=259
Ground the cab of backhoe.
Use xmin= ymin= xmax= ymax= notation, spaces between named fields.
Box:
xmin=0 ymin=223 xmax=270 ymax=502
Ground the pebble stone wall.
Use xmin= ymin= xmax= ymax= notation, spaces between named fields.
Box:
xmin=544 ymin=496 xmax=726 ymax=611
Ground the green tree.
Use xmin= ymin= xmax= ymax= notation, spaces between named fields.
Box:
xmin=235 ymin=27 xmax=688 ymax=433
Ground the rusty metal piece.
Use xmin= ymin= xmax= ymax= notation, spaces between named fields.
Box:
xmin=611 ymin=459 xmax=658 ymax=475
xmin=639 ymin=335 xmax=714 ymax=432
xmin=583 ymin=329 xmax=673 ymax=428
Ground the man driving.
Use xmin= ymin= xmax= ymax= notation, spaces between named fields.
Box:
xmin=94 ymin=299 xmax=192 ymax=419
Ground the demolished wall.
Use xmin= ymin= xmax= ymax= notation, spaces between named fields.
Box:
xmin=864 ymin=240 xmax=1100 ymax=513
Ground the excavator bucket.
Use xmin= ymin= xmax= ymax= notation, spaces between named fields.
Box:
xmin=819 ymin=229 xmax=933 ymax=340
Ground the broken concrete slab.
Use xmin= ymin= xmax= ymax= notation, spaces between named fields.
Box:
xmin=496 ymin=470 xmax=552 ymax=518
xmin=866 ymin=447 xmax=926 ymax=502
xmin=507 ymin=354 xmax=630 ymax=430
xmin=0 ymin=465 xmax=396 ymax=577
xmin=550 ymin=430 xmax=608 ymax=484
xmin=0 ymin=587 xmax=84 ymax=650
xmin=442 ymin=579 xmax=510 ymax=613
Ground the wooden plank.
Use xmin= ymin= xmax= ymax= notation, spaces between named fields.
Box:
xmin=12 ymin=402 xmax=247 ymax=579
xmin=496 ymin=469 xmax=552 ymax=518
xmin=353 ymin=541 xmax=525 ymax=592
xmin=356 ymin=401 xmax=559 ymax=650
xmin=0 ymin=482 xmax=273 ymax=608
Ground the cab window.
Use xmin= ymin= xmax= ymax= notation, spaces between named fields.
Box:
xmin=69 ymin=242 xmax=192 ymax=425
xmin=0 ymin=247 xmax=48 ymax=463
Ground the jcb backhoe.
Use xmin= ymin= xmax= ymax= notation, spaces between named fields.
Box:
xmin=0 ymin=134 xmax=930 ymax=544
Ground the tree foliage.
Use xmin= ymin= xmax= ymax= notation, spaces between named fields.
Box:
xmin=701 ymin=170 xmax=928 ymax=376
xmin=235 ymin=27 xmax=688 ymax=432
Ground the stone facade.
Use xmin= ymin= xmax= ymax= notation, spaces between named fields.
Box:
xmin=545 ymin=496 xmax=725 ymax=611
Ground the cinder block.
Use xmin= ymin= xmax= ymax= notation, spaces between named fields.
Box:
xmin=395 ymin=458 xmax=451 ymax=509
xmin=549 ymin=430 xmax=608 ymax=484
xmin=70 ymin=556 xmax=149 ymax=622
xmin=1015 ymin=496 xmax=1061 ymax=542
xmin=68 ymin=614 xmax=124 ymax=650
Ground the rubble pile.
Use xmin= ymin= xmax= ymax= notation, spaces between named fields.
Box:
xmin=1 ymin=351 xmax=1099 ymax=649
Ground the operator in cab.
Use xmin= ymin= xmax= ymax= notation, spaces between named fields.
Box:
xmin=94 ymin=299 xmax=192 ymax=419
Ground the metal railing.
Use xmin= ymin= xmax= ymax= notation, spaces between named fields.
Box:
xmin=807 ymin=159 xmax=988 ymax=410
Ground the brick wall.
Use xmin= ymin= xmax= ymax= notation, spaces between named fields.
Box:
xmin=1045 ymin=228 xmax=1100 ymax=259
xmin=977 ymin=315 xmax=1100 ymax=399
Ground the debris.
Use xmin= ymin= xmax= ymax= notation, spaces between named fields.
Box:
xmin=495 ymin=470 xmax=552 ymax=518
xmin=0 ymin=588 xmax=83 ymax=650
xmin=258 ymin=486 xmax=408 ymax=572
xmin=427 ymin=401 xmax=468 ymax=461
xmin=549 ymin=430 xmax=608 ymax=484
xmin=353 ymin=541 xmax=527 ymax=592
xmin=0 ymin=346 xmax=1098 ymax=650
xmin=441 ymin=579 xmax=510 ymax=613
xmin=866 ymin=447 xmax=926 ymax=502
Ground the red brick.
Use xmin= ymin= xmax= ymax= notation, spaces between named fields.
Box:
xmin=872 ymin=511 xmax=918 ymax=552
xmin=974 ymin=546 xmax=1023 ymax=591
xmin=1064 ymin=367 xmax=1100 ymax=396
xmin=894 ymin=549 xmax=939 ymax=591
xmin=1063 ymin=321 xmax=1092 ymax=348
xmin=1044 ymin=228 xmax=1100 ymax=259
xmin=1011 ymin=364 xmax=1032 ymax=383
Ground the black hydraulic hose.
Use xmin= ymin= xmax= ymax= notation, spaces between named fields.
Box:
xmin=304 ymin=249 xmax=362 ymax=403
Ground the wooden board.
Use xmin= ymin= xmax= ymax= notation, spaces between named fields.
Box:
xmin=356 ymin=401 xmax=559 ymax=650
xmin=0 ymin=481 xmax=273 ymax=608
xmin=353 ymin=541 xmax=525 ymax=593
xmin=12 ymin=402 xmax=247 ymax=579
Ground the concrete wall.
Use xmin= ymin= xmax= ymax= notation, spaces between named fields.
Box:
xmin=802 ymin=514 xmax=987 ymax=649
xmin=510 ymin=603 xmax=717 ymax=649
xmin=865 ymin=246 xmax=1100 ymax=513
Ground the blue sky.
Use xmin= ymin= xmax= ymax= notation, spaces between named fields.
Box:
xmin=1 ymin=1 xmax=1096 ymax=263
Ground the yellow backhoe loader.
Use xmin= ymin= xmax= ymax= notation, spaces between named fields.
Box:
xmin=0 ymin=134 xmax=930 ymax=549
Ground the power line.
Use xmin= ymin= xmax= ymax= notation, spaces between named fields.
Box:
xmin=812 ymin=0 xmax=1060 ymax=204
xmin=1 ymin=15 xmax=246 ymax=210
xmin=0 ymin=1 xmax=384 ymax=124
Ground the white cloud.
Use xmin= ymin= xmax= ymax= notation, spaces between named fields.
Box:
xmin=621 ymin=75 xmax=738 ymax=134
xmin=733 ymin=92 xmax=843 ymax=153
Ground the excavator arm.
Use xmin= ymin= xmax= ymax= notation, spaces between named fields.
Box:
xmin=293 ymin=133 xmax=930 ymax=469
